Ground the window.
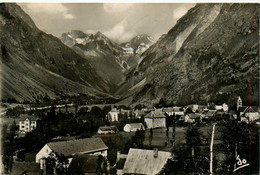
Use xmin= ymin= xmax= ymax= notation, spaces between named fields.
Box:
xmin=21 ymin=121 xmax=24 ymax=124
xmin=21 ymin=126 xmax=24 ymax=128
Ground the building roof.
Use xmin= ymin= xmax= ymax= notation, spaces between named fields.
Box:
xmin=134 ymin=109 xmax=144 ymax=116
xmin=205 ymin=110 xmax=217 ymax=117
xmin=125 ymin=123 xmax=144 ymax=129
xmin=19 ymin=114 xmax=38 ymax=121
xmin=187 ymin=113 xmax=201 ymax=119
xmin=239 ymin=106 xmax=259 ymax=113
xmin=47 ymin=138 xmax=108 ymax=157
xmin=123 ymin=148 xmax=171 ymax=175
xmin=98 ymin=125 xmax=118 ymax=132
xmin=238 ymin=106 xmax=247 ymax=113
xmin=11 ymin=162 xmax=41 ymax=175
xmin=109 ymin=108 xmax=119 ymax=113
xmin=68 ymin=154 xmax=100 ymax=174
xmin=162 ymin=107 xmax=174 ymax=113
xmin=145 ymin=111 xmax=166 ymax=118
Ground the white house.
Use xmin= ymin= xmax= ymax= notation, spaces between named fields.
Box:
xmin=36 ymin=137 xmax=108 ymax=163
xmin=123 ymin=123 xmax=145 ymax=132
xmin=97 ymin=125 xmax=118 ymax=134
xmin=108 ymin=108 xmax=120 ymax=122
xmin=215 ymin=103 xmax=229 ymax=112
xmin=19 ymin=114 xmax=38 ymax=133
xmin=144 ymin=109 xmax=166 ymax=129
xmin=239 ymin=106 xmax=259 ymax=122
xmin=122 ymin=148 xmax=171 ymax=175
xmin=184 ymin=113 xmax=201 ymax=123
xmin=192 ymin=104 xmax=199 ymax=112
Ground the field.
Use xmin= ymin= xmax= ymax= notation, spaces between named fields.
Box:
xmin=143 ymin=125 xmax=223 ymax=152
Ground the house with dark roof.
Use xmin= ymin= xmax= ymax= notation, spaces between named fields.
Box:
xmin=11 ymin=161 xmax=42 ymax=175
xmin=123 ymin=123 xmax=145 ymax=132
xmin=122 ymin=148 xmax=171 ymax=175
xmin=36 ymin=138 xmax=108 ymax=163
xmin=144 ymin=109 xmax=166 ymax=128
xmin=162 ymin=107 xmax=175 ymax=116
xmin=19 ymin=114 xmax=38 ymax=133
xmin=204 ymin=110 xmax=217 ymax=118
xmin=68 ymin=154 xmax=108 ymax=175
xmin=97 ymin=125 xmax=118 ymax=134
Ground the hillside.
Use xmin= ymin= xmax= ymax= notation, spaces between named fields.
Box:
xmin=119 ymin=3 xmax=259 ymax=107
xmin=0 ymin=3 xmax=110 ymax=102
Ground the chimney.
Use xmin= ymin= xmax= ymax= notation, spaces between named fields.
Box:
xmin=153 ymin=148 xmax=158 ymax=158
xmin=117 ymin=151 xmax=121 ymax=161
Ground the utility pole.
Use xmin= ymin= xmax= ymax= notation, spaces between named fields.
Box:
xmin=210 ymin=123 xmax=216 ymax=175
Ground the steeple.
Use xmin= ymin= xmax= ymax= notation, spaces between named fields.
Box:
xmin=237 ymin=96 xmax=242 ymax=111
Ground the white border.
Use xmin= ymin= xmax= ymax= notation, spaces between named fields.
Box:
xmin=1 ymin=0 xmax=259 ymax=3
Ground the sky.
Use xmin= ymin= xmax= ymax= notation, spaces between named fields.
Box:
xmin=18 ymin=3 xmax=195 ymax=43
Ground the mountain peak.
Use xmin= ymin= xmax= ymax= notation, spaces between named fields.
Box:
xmin=94 ymin=31 xmax=109 ymax=40
xmin=0 ymin=3 xmax=37 ymax=30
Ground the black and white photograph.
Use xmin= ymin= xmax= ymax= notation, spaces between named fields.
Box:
xmin=0 ymin=1 xmax=259 ymax=174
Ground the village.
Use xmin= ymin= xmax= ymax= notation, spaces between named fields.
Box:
xmin=1 ymin=96 xmax=259 ymax=174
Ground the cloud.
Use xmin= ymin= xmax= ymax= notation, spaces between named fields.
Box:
xmin=20 ymin=3 xmax=75 ymax=20
xmin=173 ymin=4 xmax=195 ymax=20
xmin=85 ymin=29 xmax=98 ymax=34
xmin=104 ymin=18 xmax=135 ymax=43
xmin=103 ymin=3 xmax=133 ymax=13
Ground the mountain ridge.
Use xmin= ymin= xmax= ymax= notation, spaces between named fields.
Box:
xmin=0 ymin=3 xmax=111 ymax=102
xmin=119 ymin=3 xmax=259 ymax=107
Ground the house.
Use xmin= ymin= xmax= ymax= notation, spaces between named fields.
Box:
xmin=204 ymin=110 xmax=217 ymax=118
xmin=122 ymin=148 xmax=171 ymax=175
xmin=68 ymin=154 xmax=108 ymax=175
xmin=123 ymin=123 xmax=145 ymax=132
xmin=97 ymin=125 xmax=118 ymax=134
xmin=172 ymin=107 xmax=185 ymax=117
xmin=116 ymin=151 xmax=127 ymax=175
xmin=11 ymin=162 xmax=41 ymax=175
xmin=133 ymin=109 xmax=145 ymax=119
xmin=192 ymin=104 xmax=199 ymax=112
xmin=108 ymin=108 xmax=120 ymax=122
xmin=239 ymin=106 xmax=259 ymax=122
xmin=185 ymin=113 xmax=201 ymax=123
xmin=162 ymin=107 xmax=175 ymax=116
xmin=144 ymin=109 xmax=166 ymax=128
xmin=36 ymin=138 xmax=108 ymax=163
xmin=215 ymin=103 xmax=229 ymax=112
xmin=19 ymin=114 xmax=38 ymax=133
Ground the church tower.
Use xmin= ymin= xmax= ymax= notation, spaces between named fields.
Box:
xmin=237 ymin=96 xmax=242 ymax=111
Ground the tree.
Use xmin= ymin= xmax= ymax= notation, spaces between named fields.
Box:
xmin=218 ymin=120 xmax=258 ymax=174
xmin=2 ymin=124 xmax=15 ymax=173
xmin=186 ymin=125 xmax=201 ymax=159
xmin=45 ymin=152 xmax=69 ymax=174
xmin=132 ymin=129 xmax=145 ymax=149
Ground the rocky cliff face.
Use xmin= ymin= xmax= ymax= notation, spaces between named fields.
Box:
xmin=120 ymin=34 xmax=155 ymax=67
xmin=121 ymin=3 xmax=259 ymax=107
xmin=0 ymin=3 xmax=110 ymax=101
